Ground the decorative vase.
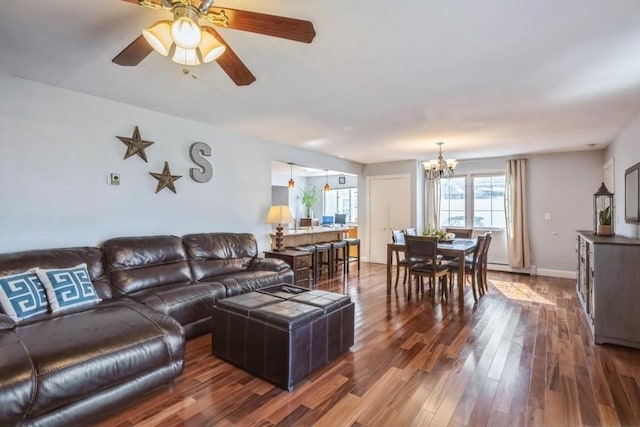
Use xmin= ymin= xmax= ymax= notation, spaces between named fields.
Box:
xmin=597 ymin=224 xmax=612 ymax=236
xmin=306 ymin=207 xmax=313 ymax=218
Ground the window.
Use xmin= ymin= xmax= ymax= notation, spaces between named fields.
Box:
xmin=438 ymin=174 xmax=505 ymax=229
xmin=473 ymin=175 xmax=506 ymax=228
xmin=324 ymin=188 xmax=358 ymax=223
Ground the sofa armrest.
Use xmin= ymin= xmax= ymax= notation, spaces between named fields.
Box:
xmin=248 ymin=257 xmax=290 ymax=272
xmin=0 ymin=313 xmax=16 ymax=331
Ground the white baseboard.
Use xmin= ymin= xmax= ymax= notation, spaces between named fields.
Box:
xmin=535 ymin=268 xmax=576 ymax=279
xmin=487 ymin=263 xmax=576 ymax=279
xmin=487 ymin=263 xmax=535 ymax=275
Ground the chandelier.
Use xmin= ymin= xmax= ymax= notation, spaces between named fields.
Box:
xmin=423 ymin=142 xmax=457 ymax=180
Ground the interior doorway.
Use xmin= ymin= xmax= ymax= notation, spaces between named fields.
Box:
xmin=367 ymin=174 xmax=411 ymax=263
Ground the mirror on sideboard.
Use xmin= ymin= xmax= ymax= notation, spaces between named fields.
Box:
xmin=625 ymin=162 xmax=640 ymax=223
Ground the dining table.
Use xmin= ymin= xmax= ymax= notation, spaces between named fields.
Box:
xmin=386 ymin=238 xmax=478 ymax=301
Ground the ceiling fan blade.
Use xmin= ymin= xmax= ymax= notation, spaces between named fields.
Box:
xmin=204 ymin=27 xmax=256 ymax=86
xmin=208 ymin=7 xmax=316 ymax=43
xmin=112 ymin=35 xmax=153 ymax=66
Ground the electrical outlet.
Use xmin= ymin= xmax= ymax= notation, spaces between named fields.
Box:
xmin=109 ymin=173 xmax=120 ymax=185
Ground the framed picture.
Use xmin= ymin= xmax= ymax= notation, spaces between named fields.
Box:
xmin=338 ymin=176 xmax=346 ymax=185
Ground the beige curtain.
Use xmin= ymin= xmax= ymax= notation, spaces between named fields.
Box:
xmin=505 ymin=159 xmax=531 ymax=268
xmin=425 ymin=178 xmax=441 ymax=230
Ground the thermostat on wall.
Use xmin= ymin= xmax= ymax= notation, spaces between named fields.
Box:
xmin=108 ymin=173 xmax=120 ymax=185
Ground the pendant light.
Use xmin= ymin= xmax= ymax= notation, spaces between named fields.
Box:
xmin=288 ymin=162 xmax=295 ymax=188
xmin=324 ymin=170 xmax=330 ymax=192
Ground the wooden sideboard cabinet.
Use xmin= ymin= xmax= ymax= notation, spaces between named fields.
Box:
xmin=264 ymin=250 xmax=313 ymax=288
xmin=576 ymin=231 xmax=640 ymax=349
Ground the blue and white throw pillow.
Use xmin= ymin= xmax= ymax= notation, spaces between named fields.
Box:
xmin=36 ymin=263 xmax=101 ymax=313
xmin=0 ymin=270 xmax=49 ymax=321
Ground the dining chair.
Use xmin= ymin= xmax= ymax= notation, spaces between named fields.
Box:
xmin=440 ymin=227 xmax=473 ymax=263
xmin=391 ymin=230 xmax=410 ymax=288
xmin=479 ymin=232 xmax=492 ymax=295
xmin=404 ymin=236 xmax=450 ymax=300
xmin=446 ymin=234 xmax=487 ymax=301
xmin=405 ymin=228 xmax=418 ymax=236
xmin=445 ymin=227 xmax=473 ymax=238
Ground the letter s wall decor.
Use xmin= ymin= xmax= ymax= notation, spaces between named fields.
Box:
xmin=189 ymin=142 xmax=213 ymax=183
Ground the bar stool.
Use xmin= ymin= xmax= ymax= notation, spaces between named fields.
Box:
xmin=331 ymin=240 xmax=348 ymax=276
xmin=295 ymin=244 xmax=318 ymax=283
xmin=314 ymin=242 xmax=333 ymax=279
xmin=344 ymin=238 xmax=361 ymax=273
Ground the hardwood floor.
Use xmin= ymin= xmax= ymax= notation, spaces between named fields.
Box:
xmin=96 ymin=263 xmax=640 ymax=426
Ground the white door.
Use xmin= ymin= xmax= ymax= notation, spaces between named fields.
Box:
xmin=368 ymin=175 xmax=411 ymax=263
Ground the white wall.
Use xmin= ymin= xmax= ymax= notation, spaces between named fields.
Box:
xmin=0 ymin=74 xmax=361 ymax=253
xmin=361 ymin=150 xmax=605 ymax=276
xmin=606 ymin=111 xmax=640 ymax=239
xmin=526 ymin=150 xmax=604 ymax=276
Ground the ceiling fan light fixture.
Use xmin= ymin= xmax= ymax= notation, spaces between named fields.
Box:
xmin=199 ymin=30 xmax=226 ymax=63
xmin=172 ymin=46 xmax=200 ymax=66
xmin=171 ymin=16 xmax=202 ymax=49
xmin=142 ymin=21 xmax=172 ymax=56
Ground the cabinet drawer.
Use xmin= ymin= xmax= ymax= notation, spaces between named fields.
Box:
xmin=295 ymin=267 xmax=311 ymax=280
xmin=295 ymin=254 xmax=312 ymax=269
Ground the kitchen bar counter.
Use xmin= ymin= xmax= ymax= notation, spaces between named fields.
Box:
xmin=270 ymin=226 xmax=355 ymax=250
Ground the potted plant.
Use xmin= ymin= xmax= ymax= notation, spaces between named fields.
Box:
xmin=300 ymin=187 xmax=321 ymax=218
xmin=597 ymin=206 xmax=612 ymax=236
xmin=423 ymin=227 xmax=454 ymax=241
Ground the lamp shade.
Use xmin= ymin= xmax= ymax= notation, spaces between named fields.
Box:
xmin=265 ymin=205 xmax=294 ymax=225
xmin=199 ymin=29 xmax=226 ymax=63
xmin=171 ymin=16 xmax=202 ymax=49
xmin=142 ymin=21 xmax=173 ymax=56
xmin=172 ymin=46 xmax=200 ymax=65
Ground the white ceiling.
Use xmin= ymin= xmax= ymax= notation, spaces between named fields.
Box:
xmin=2 ymin=0 xmax=640 ymax=164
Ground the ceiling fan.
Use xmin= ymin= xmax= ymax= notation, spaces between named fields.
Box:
xmin=112 ymin=0 xmax=316 ymax=85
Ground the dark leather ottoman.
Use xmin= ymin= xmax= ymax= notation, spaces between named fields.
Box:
xmin=212 ymin=285 xmax=354 ymax=390
xmin=289 ymin=290 xmax=355 ymax=360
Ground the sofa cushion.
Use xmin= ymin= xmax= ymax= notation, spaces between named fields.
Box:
xmin=0 ymin=330 xmax=35 ymax=424
xmin=0 ymin=247 xmax=113 ymax=300
xmin=102 ymin=235 xmax=193 ymax=295
xmin=182 ymin=233 xmax=258 ymax=282
xmin=14 ymin=299 xmax=184 ymax=418
xmin=0 ymin=314 xmax=16 ymax=331
xmin=215 ymin=270 xmax=296 ymax=297
xmin=128 ymin=282 xmax=226 ymax=328
xmin=0 ymin=271 xmax=49 ymax=322
xmin=36 ymin=264 xmax=101 ymax=313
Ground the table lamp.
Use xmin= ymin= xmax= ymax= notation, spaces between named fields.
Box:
xmin=265 ymin=205 xmax=294 ymax=251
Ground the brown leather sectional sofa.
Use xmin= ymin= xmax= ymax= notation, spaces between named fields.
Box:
xmin=0 ymin=232 xmax=293 ymax=427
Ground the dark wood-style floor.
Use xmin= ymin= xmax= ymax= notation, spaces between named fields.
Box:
xmin=96 ymin=263 xmax=640 ymax=427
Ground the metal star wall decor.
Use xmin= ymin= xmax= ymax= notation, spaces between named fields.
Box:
xmin=116 ymin=126 xmax=155 ymax=162
xmin=149 ymin=161 xmax=182 ymax=194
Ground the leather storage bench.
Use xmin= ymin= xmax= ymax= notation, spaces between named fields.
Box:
xmin=212 ymin=285 xmax=354 ymax=390
xmin=288 ymin=290 xmax=354 ymax=361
